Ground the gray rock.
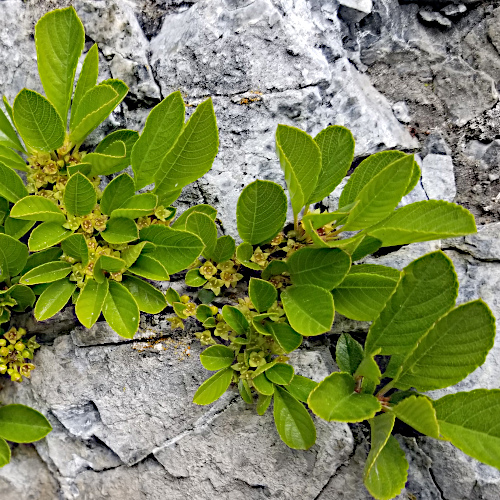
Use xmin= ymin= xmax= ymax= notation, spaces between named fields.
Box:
xmin=441 ymin=4 xmax=467 ymax=17
xmin=444 ymin=222 xmax=500 ymax=261
xmin=433 ymin=57 xmax=498 ymax=126
xmin=0 ymin=445 xmax=59 ymax=500
xmin=338 ymin=0 xmax=373 ymax=23
xmin=419 ymin=9 xmax=452 ymax=27
xmin=392 ymin=100 xmax=411 ymax=123
xmin=421 ymin=132 xmax=452 ymax=157
xmin=421 ymin=153 xmax=456 ymax=202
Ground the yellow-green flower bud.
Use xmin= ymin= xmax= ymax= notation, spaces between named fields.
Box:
xmin=14 ymin=342 xmax=25 ymax=352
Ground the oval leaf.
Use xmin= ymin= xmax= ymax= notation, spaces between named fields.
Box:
xmin=0 ymin=438 xmax=10 ymax=467
xmin=281 ymin=284 xmax=334 ymax=336
xmin=121 ymin=275 xmax=166 ymax=314
xmin=101 ymin=218 xmax=139 ymax=245
xmin=199 ymin=345 xmax=235 ymax=371
xmin=0 ymin=404 xmax=52 ymax=443
xmin=193 ymin=367 xmax=233 ymax=405
xmin=21 ymin=261 xmax=72 ymax=285
xmin=10 ymin=196 xmax=66 ymax=223
xmin=34 ymin=278 xmax=75 ymax=321
xmin=265 ymin=363 xmax=294 ymax=385
xmin=13 ymin=90 xmax=64 ymax=152
xmin=0 ymin=233 xmax=29 ymax=280
xmin=28 ymin=222 xmax=72 ymax=252
xmin=0 ymin=161 xmax=28 ymax=202
xmin=75 ymin=278 xmax=109 ymax=328
xmin=102 ymin=280 xmax=140 ymax=339
xmin=237 ymin=180 xmax=287 ymax=245
xmin=64 ymin=172 xmax=97 ymax=216
xmin=273 ymin=385 xmax=316 ymax=450
xmin=287 ymin=247 xmax=351 ymax=290
xmin=249 ymin=278 xmax=277 ymax=313
xmin=308 ymin=372 xmax=381 ymax=422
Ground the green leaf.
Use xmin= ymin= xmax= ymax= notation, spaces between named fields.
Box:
xmin=210 ymin=235 xmax=236 ymax=263
xmin=393 ymin=395 xmax=439 ymax=438
xmin=434 ymin=389 xmax=500 ymax=469
xmin=121 ymin=275 xmax=166 ymax=314
xmin=262 ymin=260 xmax=288 ymax=281
xmin=101 ymin=218 xmax=139 ymax=244
xmin=308 ymin=125 xmax=355 ymax=204
xmin=287 ymin=247 xmax=351 ymax=290
xmin=61 ymin=233 xmax=89 ymax=264
xmin=257 ymin=394 xmax=273 ymax=415
xmin=239 ymin=379 xmax=253 ymax=404
xmin=171 ymin=205 xmax=217 ymax=230
xmin=21 ymin=261 xmax=72 ymax=285
xmin=275 ymin=124 xmax=321 ymax=217
xmin=13 ymin=90 xmax=64 ymax=152
xmin=286 ymin=375 xmax=318 ymax=403
xmin=28 ymin=222 xmax=72 ymax=252
xmin=70 ymin=44 xmax=99 ymax=129
xmin=350 ymin=235 xmax=383 ymax=261
xmin=67 ymin=163 xmax=92 ymax=177
xmin=200 ymin=345 xmax=234 ymax=371
xmin=367 ymin=200 xmax=477 ymax=247
xmin=69 ymin=83 xmax=125 ymax=145
xmin=75 ymin=278 xmax=109 ymax=328
xmin=308 ymin=372 xmax=381 ymax=422
xmin=128 ymin=254 xmax=169 ymax=281
xmin=0 ymin=145 xmax=29 ymax=172
xmin=365 ymin=251 xmax=458 ymax=356
xmin=235 ymin=241 xmax=261 ymax=270
xmin=131 ymin=91 xmax=185 ymax=189
xmin=85 ymin=143 xmax=127 ymax=177
xmin=0 ymin=106 xmax=24 ymax=151
xmin=342 ymin=155 xmax=414 ymax=231
xmin=248 ymin=278 xmax=277 ymax=313
xmin=10 ymin=196 xmax=66 ymax=223
xmin=165 ymin=287 xmax=180 ymax=305
xmin=100 ymin=173 xmax=136 ymax=215
xmin=332 ymin=264 xmax=400 ymax=322
xmin=0 ymin=233 xmax=29 ymax=280
xmin=0 ymin=404 xmax=52 ymax=443
xmin=281 ymin=284 xmax=334 ymax=336
xmin=35 ymin=7 xmax=84 ymax=122
xmin=267 ymin=322 xmax=302 ymax=353
xmin=120 ymin=242 xmax=148 ymax=268
xmin=340 ymin=151 xmax=407 ymax=208
xmin=102 ymin=280 xmax=140 ymax=339
xmin=0 ymin=197 xmax=8 ymax=225
xmin=221 ymin=305 xmax=249 ymax=334
xmin=265 ymin=363 xmax=294 ymax=385
xmin=139 ymin=225 xmax=203 ymax=274
xmin=8 ymin=284 xmax=36 ymax=312
xmin=155 ymin=98 xmax=218 ymax=202
xmin=0 ymin=161 xmax=28 ymax=203
xmin=4 ymin=217 xmax=34 ymax=240
xmin=193 ymin=367 xmax=233 ymax=405
xmin=273 ymin=385 xmax=316 ymax=450
xmin=0 ymin=437 xmax=10 ymax=467
xmin=110 ymin=194 xmax=157 ymax=219
xmin=364 ymin=413 xmax=408 ymax=500
xmin=185 ymin=269 xmax=207 ymax=287
xmin=185 ymin=212 xmax=217 ymax=259
xmin=34 ymin=278 xmax=75 ymax=320
xmin=22 ymin=247 xmax=62 ymax=274
xmin=95 ymin=129 xmax=139 ymax=171
xmin=237 ymin=180 xmax=287 ymax=245
xmin=253 ymin=373 xmax=275 ymax=396
xmin=2 ymin=97 xmax=14 ymax=124
xmin=336 ymin=333 xmax=364 ymax=375
xmin=394 ymin=300 xmax=495 ymax=391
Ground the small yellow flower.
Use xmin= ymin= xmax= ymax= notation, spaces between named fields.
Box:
xmin=200 ymin=261 xmax=218 ymax=279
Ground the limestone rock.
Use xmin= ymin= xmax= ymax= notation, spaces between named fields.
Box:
xmin=421 ymin=153 xmax=456 ymax=202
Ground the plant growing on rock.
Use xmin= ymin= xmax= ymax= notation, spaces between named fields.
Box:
xmin=169 ymin=124 xmax=498 ymax=499
xmin=0 ymin=7 xmax=498 ymax=496
xmin=0 ymin=7 xmax=218 ymax=339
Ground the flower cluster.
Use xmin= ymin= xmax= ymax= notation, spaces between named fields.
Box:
xmin=0 ymin=327 xmax=39 ymax=382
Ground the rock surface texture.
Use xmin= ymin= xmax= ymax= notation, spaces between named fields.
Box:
xmin=0 ymin=0 xmax=500 ymax=498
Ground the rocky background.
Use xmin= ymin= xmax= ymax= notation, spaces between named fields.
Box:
xmin=0 ymin=0 xmax=500 ymax=498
